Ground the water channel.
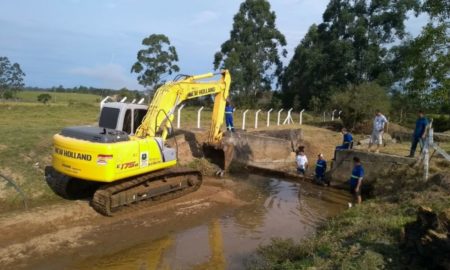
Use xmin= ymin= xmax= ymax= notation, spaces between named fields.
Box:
xmin=70 ymin=174 xmax=350 ymax=270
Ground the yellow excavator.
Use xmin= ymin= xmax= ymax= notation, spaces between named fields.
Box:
xmin=45 ymin=70 xmax=232 ymax=216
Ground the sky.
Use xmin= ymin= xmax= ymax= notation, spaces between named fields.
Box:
xmin=0 ymin=0 xmax=426 ymax=90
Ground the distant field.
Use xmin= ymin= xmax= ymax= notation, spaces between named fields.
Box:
xmin=17 ymin=91 xmax=102 ymax=104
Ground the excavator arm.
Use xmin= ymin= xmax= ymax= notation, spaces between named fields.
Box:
xmin=134 ymin=70 xmax=231 ymax=144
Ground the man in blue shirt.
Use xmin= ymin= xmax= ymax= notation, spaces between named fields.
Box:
xmin=408 ymin=111 xmax=429 ymax=158
xmin=225 ymin=102 xmax=235 ymax=132
xmin=314 ymin=153 xmax=328 ymax=186
xmin=333 ymin=128 xmax=353 ymax=160
xmin=349 ymin=156 xmax=364 ymax=205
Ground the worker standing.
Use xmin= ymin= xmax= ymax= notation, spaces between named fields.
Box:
xmin=225 ymin=102 xmax=235 ymax=132
xmin=407 ymin=110 xmax=429 ymax=158
xmin=296 ymin=150 xmax=308 ymax=176
xmin=349 ymin=156 xmax=364 ymax=206
xmin=368 ymin=110 xmax=388 ymax=153
xmin=314 ymin=153 xmax=328 ymax=186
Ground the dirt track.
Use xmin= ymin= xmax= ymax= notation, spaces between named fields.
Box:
xmin=0 ymin=177 xmax=244 ymax=269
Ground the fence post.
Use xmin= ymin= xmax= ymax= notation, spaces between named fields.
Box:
xmin=100 ymin=96 xmax=111 ymax=110
xmin=338 ymin=110 xmax=342 ymax=119
xmin=423 ymin=120 xmax=434 ymax=181
xmin=267 ymin=108 xmax=273 ymax=127
xmin=255 ymin=109 xmax=262 ymax=129
xmin=331 ymin=109 xmax=337 ymax=121
xmin=283 ymin=108 xmax=294 ymax=125
xmin=323 ymin=111 xmax=326 ymax=122
xmin=299 ymin=109 xmax=305 ymax=125
xmin=177 ymin=104 xmax=186 ymax=129
xmin=197 ymin=106 xmax=204 ymax=129
xmin=277 ymin=109 xmax=284 ymax=126
xmin=242 ymin=109 xmax=249 ymax=130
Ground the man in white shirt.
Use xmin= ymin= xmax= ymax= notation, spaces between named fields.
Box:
xmin=369 ymin=110 xmax=388 ymax=153
xmin=296 ymin=150 xmax=308 ymax=176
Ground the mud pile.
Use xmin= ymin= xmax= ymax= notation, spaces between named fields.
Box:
xmin=401 ymin=206 xmax=450 ymax=269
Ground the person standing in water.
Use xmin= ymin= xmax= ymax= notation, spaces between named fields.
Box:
xmin=296 ymin=150 xmax=308 ymax=176
xmin=349 ymin=156 xmax=364 ymax=206
xmin=314 ymin=153 xmax=328 ymax=186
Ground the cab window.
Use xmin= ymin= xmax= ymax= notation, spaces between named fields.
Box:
xmin=133 ymin=109 xmax=147 ymax=134
xmin=123 ymin=109 xmax=132 ymax=134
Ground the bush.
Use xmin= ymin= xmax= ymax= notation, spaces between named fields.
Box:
xmin=37 ymin=93 xmax=52 ymax=104
xmin=2 ymin=90 xmax=14 ymax=99
xmin=329 ymin=83 xmax=390 ymax=129
xmin=433 ymin=115 xmax=450 ymax=132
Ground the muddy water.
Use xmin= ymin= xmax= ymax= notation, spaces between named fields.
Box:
xmin=70 ymin=174 xmax=350 ymax=270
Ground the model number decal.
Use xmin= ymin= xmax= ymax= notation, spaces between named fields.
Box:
xmin=117 ymin=162 xmax=138 ymax=170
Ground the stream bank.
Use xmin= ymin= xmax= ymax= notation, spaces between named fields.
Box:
xmin=250 ymin=168 xmax=450 ymax=270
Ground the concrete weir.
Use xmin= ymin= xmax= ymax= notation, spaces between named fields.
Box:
xmin=227 ymin=131 xmax=297 ymax=170
xmin=171 ymin=129 xmax=299 ymax=171
xmin=331 ymin=149 xmax=415 ymax=184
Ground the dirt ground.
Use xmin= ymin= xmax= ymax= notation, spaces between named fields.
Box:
xmin=0 ymin=177 xmax=244 ymax=270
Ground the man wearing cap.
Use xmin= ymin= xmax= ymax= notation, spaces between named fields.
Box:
xmin=314 ymin=153 xmax=328 ymax=186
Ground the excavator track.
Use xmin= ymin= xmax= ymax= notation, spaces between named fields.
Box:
xmin=91 ymin=167 xmax=202 ymax=216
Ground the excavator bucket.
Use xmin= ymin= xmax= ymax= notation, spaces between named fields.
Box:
xmin=203 ymin=140 xmax=235 ymax=172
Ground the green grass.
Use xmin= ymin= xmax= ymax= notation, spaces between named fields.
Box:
xmin=0 ymin=102 xmax=99 ymax=211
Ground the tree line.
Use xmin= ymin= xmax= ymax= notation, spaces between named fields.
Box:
xmin=132 ymin=0 xmax=448 ymax=128
xmin=2 ymin=0 xmax=448 ymax=128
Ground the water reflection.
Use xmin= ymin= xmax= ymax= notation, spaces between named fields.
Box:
xmin=72 ymin=175 xmax=349 ymax=270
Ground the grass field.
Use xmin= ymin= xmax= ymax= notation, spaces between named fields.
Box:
xmin=16 ymin=91 xmax=101 ymax=104
xmin=0 ymin=102 xmax=99 ymax=211
xmin=0 ymin=91 xmax=448 ymax=214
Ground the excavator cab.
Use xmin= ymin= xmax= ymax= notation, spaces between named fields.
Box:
xmin=99 ymin=102 xmax=148 ymax=135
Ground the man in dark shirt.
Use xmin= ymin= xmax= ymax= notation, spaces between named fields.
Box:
xmin=333 ymin=128 xmax=353 ymax=160
xmin=349 ymin=156 xmax=364 ymax=205
xmin=407 ymin=111 xmax=429 ymax=158
xmin=314 ymin=153 xmax=328 ymax=186
xmin=225 ymin=102 xmax=235 ymax=132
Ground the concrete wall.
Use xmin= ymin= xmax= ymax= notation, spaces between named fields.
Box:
xmin=330 ymin=149 xmax=415 ymax=184
xmin=229 ymin=132 xmax=294 ymax=169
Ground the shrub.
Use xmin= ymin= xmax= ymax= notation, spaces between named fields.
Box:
xmin=37 ymin=93 xmax=52 ymax=104
xmin=433 ymin=115 xmax=450 ymax=132
xmin=329 ymin=83 xmax=391 ymax=129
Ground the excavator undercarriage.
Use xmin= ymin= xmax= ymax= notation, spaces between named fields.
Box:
xmin=46 ymin=166 xmax=202 ymax=216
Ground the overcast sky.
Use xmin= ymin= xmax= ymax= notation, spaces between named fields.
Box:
xmin=0 ymin=0 xmax=426 ymax=90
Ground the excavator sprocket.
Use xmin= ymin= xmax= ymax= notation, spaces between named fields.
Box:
xmin=91 ymin=167 xmax=202 ymax=216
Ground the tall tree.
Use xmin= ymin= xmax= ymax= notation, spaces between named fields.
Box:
xmin=282 ymin=0 xmax=420 ymax=109
xmin=0 ymin=56 xmax=25 ymax=98
xmin=131 ymin=34 xmax=179 ymax=92
xmin=214 ymin=0 xmax=287 ymax=107
xmin=391 ymin=0 xmax=449 ymax=110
